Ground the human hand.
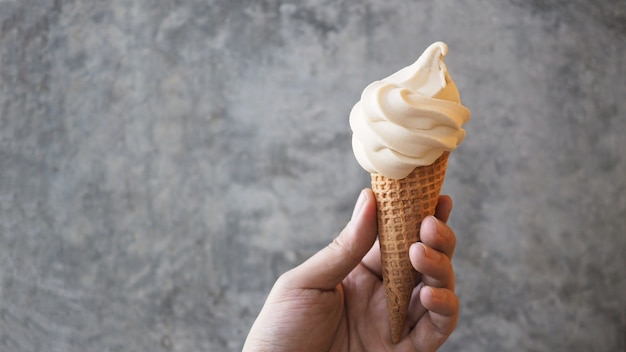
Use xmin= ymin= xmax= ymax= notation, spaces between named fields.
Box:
xmin=243 ymin=189 xmax=458 ymax=351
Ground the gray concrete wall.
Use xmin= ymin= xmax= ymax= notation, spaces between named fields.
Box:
xmin=1 ymin=1 xmax=624 ymax=351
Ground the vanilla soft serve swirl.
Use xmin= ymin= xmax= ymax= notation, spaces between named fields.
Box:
xmin=350 ymin=42 xmax=470 ymax=179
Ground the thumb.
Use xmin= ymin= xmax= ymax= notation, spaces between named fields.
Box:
xmin=285 ymin=189 xmax=378 ymax=290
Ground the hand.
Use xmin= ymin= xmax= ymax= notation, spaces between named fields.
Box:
xmin=243 ymin=189 xmax=459 ymax=351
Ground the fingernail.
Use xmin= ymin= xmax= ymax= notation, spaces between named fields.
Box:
xmin=428 ymin=287 xmax=447 ymax=300
xmin=351 ymin=189 xmax=367 ymax=221
xmin=421 ymin=216 xmax=438 ymax=238
xmin=429 ymin=216 xmax=448 ymax=238
xmin=419 ymin=242 xmax=441 ymax=260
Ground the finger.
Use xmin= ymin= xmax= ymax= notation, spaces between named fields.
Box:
xmin=409 ymin=287 xmax=459 ymax=351
xmin=405 ymin=282 xmax=427 ymax=330
xmin=409 ymin=242 xmax=455 ymax=290
xmin=420 ymin=216 xmax=456 ymax=259
xmin=434 ymin=195 xmax=453 ymax=223
xmin=283 ymin=189 xmax=378 ymax=290
xmin=360 ymin=239 xmax=383 ymax=280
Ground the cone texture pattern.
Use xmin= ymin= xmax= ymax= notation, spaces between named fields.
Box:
xmin=370 ymin=152 xmax=449 ymax=343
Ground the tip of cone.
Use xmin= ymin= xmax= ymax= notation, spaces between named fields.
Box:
xmin=390 ymin=317 xmax=404 ymax=344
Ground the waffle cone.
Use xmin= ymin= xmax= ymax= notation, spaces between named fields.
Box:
xmin=370 ymin=152 xmax=449 ymax=343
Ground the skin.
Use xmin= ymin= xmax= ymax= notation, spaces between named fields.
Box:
xmin=243 ymin=189 xmax=459 ymax=351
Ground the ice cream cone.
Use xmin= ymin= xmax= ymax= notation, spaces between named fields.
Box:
xmin=370 ymin=151 xmax=450 ymax=343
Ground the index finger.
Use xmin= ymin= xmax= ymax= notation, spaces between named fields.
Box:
xmin=434 ymin=195 xmax=453 ymax=223
xmin=420 ymin=216 xmax=457 ymax=259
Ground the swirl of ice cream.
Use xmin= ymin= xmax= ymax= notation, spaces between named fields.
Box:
xmin=350 ymin=41 xmax=471 ymax=179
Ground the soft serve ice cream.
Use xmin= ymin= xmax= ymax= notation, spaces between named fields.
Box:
xmin=350 ymin=41 xmax=471 ymax=179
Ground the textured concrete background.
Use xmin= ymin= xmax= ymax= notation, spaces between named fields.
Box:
xmin=1 ymin=0 xmax=625 ymax=351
